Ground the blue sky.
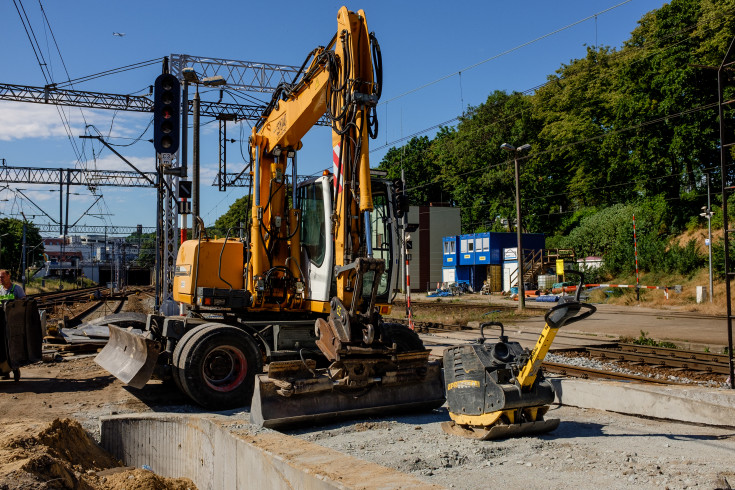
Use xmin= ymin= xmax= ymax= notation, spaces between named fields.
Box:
xmin=0 ymin=0 xmax=667 ymax=232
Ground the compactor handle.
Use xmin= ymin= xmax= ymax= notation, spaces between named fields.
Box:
xmin=544 ymin=271 xmax=596 ymax=329
xmin=479 ymin=321 xmax=506 ymax=344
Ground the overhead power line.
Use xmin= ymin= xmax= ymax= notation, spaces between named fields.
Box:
xmin=380 ymin=0 xmax=634 ymax=105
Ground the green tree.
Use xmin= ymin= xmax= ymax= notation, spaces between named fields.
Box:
xmin=0 ymin=218 xmax=44 ymax=279
xmin=378 ymin=136 xmax=448 ymax=206
xmin=213 ymin=194 xmax=252 ymax=237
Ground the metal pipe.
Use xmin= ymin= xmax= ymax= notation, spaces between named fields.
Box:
xmin=181 ymin=81 xmax=188 ymax=178
xmin=193 ymin=87 xmax=201 ymax=220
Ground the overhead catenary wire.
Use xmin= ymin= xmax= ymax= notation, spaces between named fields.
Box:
xmin=379 ymin=0 xmax=634 ymax=106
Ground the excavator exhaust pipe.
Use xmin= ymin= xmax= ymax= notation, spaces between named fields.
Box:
xmin=250 ymin=362 xmax=445 ymax=429
xmin=95 ymin=325 xmax=161 ymax=389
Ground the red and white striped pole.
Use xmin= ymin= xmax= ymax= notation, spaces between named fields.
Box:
xmin=633 ymin=214 xmax=640 ymax=301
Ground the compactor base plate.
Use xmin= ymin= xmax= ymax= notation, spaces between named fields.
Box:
xmin=440 ymin=418 xmax=560 ymax=440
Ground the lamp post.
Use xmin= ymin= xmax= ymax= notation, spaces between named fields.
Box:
xmin=181 ymin=69 xmax=226 ymax=222
xmin=700 ymin=172 xmax=714 ymax=303
xmin=25 ymin=241 xmax=44 ymax=288
xmin=501 ymin=142 xmax=532 ymax=311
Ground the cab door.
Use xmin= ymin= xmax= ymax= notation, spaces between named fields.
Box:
xmin=297 ymin=177 xmax=333 ymax=303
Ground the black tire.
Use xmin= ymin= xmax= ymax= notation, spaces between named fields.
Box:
xmin=380 ymin=322 xmax=425 ymax=352
xmin=172 ymin=323 xmax=263 ymax=410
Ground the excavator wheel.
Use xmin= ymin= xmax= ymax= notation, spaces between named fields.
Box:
xmin=172 ymin=323 xmax=263 ymax=410
xmin=380 ymin=322 xmax=425 ymax=352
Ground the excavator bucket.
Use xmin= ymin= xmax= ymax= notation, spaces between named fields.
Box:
xmin=95 ymin=325 xmax=160 ymax=389
xmin=250 ymin=361 xmax=445 ymax=428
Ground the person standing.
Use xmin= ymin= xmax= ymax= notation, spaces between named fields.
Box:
xmin=0 ymin=270 xmax=25 ymax=300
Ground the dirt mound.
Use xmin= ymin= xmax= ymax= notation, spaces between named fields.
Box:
xmin=0 ymin=418 xmax=196 ymax=490
xmin=100 ymin=469 xmax=195 ymax=490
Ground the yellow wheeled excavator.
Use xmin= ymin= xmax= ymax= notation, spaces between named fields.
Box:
xmin=442 ymin=271 xmax=595 ymax=439
xmin=96 ymin=6 xmax=445 ymax=428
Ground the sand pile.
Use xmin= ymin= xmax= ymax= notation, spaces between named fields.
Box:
xmin=0 ymin=418 xmax=195 ymax=490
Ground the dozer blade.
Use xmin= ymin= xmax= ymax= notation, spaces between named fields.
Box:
xmin=250 ymin=363 xmax=445 ymax=429
xmin=95 ymin=325 xmax=160 ymax=389
xmin=441 ymin=418 xmax=560 ymax=440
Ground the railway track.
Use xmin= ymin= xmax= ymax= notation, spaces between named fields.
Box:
xmin=407 ymin=313 xmax=728 ymax=386
xmin=29 ymin=286 xmax=109 ymax=309
xmin=571 ymin=344 xmax=731 ymax=375
xmin=541 ymin=362 xmax=677 ymax=384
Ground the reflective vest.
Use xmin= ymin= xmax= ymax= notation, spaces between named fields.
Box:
xmin=0 ymin=284 xmax=22 ymax=301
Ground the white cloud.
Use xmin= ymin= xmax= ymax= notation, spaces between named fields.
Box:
xmin=0 ymin=101 xmax=151 ymax=142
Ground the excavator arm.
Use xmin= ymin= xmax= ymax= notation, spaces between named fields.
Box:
xmin=248 ymin=7 xmax=445 ymax=428
xmin=249 ymin=7 xmax=380 ymax=314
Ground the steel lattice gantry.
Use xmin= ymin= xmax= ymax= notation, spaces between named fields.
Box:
xmin=0 ymin=166 xmax=157 ymax=188
xmin=0 ymin=82 xmax=267 ymax=120
xmin=169 ymin=54 xmax=301 ymax=93
xmin=35 ymin=223 xmax=155 ymax=235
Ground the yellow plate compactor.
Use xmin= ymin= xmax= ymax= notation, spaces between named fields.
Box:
xmin=442 ymin=271 xmax=595 ymax=440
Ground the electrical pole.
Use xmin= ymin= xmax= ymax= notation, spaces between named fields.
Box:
xmin=21 ymin=221 xmax=27 ymax=291
xmin=513 ymin=153 xmax=525 ymax=310
xmin=501 ymin=143 xmax=531 ymax=311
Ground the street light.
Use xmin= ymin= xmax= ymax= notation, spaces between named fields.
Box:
xmin=501 ymin=142 xmax=532 ymax=310
xmin=180 ymin=69 xmax=227 ymax=220
xmin=700 ymin=173 xmax=714 ymax=303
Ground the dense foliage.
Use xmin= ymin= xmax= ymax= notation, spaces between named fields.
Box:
xmin=376 ymin=0 xmax=735 ymax=276
xmin=0 ymin=218 xmax=44 ymax=279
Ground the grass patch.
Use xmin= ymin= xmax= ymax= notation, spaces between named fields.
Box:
xmin=24 ymin=276 xmax=97 ymax=295
xmin=620 ymin=330 xmax=678 ymax=349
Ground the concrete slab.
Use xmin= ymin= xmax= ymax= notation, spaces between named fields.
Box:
xmin=100 ymin=413 xmax=444 ymax=490
xmin=551 ymin=378 xmax=735 ymax=428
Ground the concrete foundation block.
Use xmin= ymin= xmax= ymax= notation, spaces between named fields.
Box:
xmin=100 ymin=413 xmax=442 ymax=490
xmin=551 ymin=378 xmax=735 ymax=427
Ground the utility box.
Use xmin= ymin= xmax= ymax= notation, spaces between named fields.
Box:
xmin=696 ymin=286 xmax=707 ymax=303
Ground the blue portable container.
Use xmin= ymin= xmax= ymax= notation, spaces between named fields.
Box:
xmin=442 ymin=236 xmax=459 ymax=267
xmin=474 ymin=232 xmax=490 ymax=265
xmin=458 ymin=234 xmax=475 ymax=265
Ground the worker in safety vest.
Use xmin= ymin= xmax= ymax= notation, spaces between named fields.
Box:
xmin=0 ymin=270 xmax=25 ymax=300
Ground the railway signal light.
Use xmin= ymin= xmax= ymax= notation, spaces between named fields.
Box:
xmin=153 ymin=73 xmax=181 ymax=154
xmin=393 ymin=179 xmax=409 ymax=218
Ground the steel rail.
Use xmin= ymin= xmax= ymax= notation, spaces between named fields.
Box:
xmin=542 ymin=362 xmax=676 ymax=384
xmin=585 ymin=347 xmax=729 ymax=374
